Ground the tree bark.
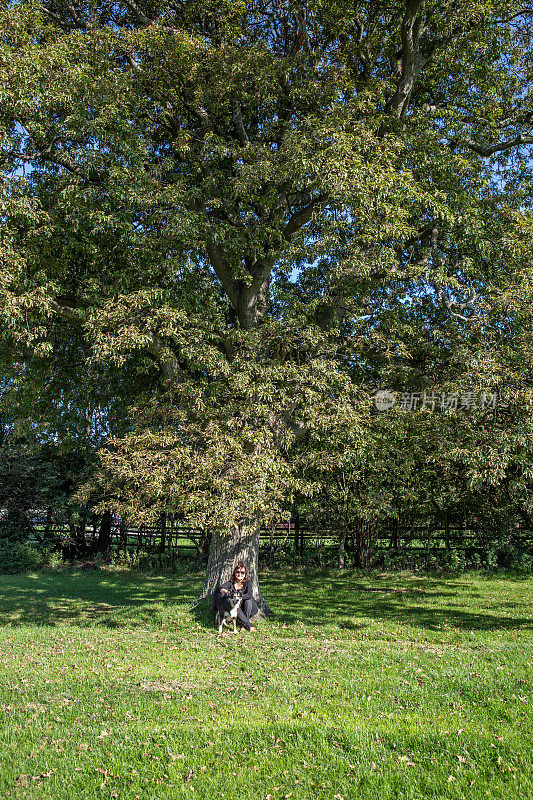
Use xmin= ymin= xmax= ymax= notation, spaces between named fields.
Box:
xmin=354 ymin=517 xmax=375 ymax=568
xmin=338 ymin=527 xmax=347 ymax=568
xmin=43 ymin=507 xmax=53 ymax=542
xmin=96 ymin=509 xmax=113 ymax=554
xmin=198 ymin=518 xmax=272 ymax=617
xmin=389 ymin=516 xmax=400 ymax=551
xmin=118 ymin=516 xmax=128 ymax=550
xmin=444 ymin=512 xmax=450 ymax=554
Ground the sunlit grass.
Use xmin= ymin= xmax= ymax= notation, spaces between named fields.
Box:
xmin=0 ymin=566 xmax=531 ymax=799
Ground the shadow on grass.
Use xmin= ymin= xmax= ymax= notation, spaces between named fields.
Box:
xmin=0 ymin=568 xmax=203 ymax=629
xmin=0 ymin=568 xmax=530 ymax=634
xmin=262 ymin=573 xmax=533 ymax=632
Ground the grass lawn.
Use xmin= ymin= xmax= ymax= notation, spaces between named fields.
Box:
xmin=0 ymin=566 xmax=531 ymax=799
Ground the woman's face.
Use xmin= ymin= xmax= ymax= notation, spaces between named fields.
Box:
xmin=234 ymin=568 xmax=246 ymax=582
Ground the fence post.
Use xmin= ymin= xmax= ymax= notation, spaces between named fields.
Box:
xmin=159 ymin=512 xmax=167 ymax=553
xmin=425 ymin=523 xmax=432 ymax=567
xmin=169 ymin=516 xmax=175 ymax=564
xmin=293 ymin=502 xmax=300 ymax=560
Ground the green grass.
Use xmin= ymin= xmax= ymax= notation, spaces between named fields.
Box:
xmin=0 ymin=566 xmax=531 ymax=799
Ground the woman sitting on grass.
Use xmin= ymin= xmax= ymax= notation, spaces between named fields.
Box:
xmin=216 ymin=564 xmax=258 ymax=632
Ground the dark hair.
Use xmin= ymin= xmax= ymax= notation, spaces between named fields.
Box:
xmin=231 ymin=563 xmax=249 ymax=584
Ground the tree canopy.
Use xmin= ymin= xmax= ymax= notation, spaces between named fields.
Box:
xmin=2 ymin=0 xmax=533 ymax=599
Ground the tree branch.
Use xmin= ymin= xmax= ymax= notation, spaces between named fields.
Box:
xmin=41 ymin=3 xmax=88 ymax=31
xmin=121 ymin=0 xmax=177 ymax=33
xmin=144 ymin=335 xmax=183 ymax=381
xmin=458 ymin=134 xmax=533 ymax=157
xmin=204 ymin=237 xmax=241 ymax=309
xmin=283 ymin=194 xmax=329 ymax=240
xmin=48 ymin=299 xmax=85 ymax=322
xmin=19 ymin=125 xmax=106 ymax=184
xmin=288 ymin=8 xmax=310 ymax=58
xmin=385 ymin=0 xmax=424 ymax=119
xmin=435 ymin=286 xmax=481 ymax=322
xmin=231 ymin=104 xmax=250 ymax=148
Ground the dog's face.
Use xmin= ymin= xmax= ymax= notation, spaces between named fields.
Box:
xmin=226 ymin=590 xmax=242 ymax=609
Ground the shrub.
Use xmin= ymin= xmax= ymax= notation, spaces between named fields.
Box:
xmin=485 ymin=547 xmax=498 ymax=569
xmin=496 ymin=544 xmax=533 ymax=572
xmin=0 ymin=541 xmax=51 ymax=574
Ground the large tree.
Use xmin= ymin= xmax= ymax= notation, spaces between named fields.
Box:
xmin=2 ymin=0 xmax=533 ymax=609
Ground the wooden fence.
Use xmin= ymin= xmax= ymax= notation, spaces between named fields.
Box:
xmin=24 ymin=511 xmax=533 ymax=563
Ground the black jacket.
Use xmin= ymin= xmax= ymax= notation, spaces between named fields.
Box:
xmin=217 ymin=579 xmax=253 ymax=600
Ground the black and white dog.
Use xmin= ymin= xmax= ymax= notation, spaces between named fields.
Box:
xmin=214 ymin=589 xmax=243 ymax=634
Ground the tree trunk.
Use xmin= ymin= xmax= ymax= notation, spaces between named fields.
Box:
xmin=354 ymin=517 xmax=375 ymax=568
xmin=338 ymin=527 xmax=347 ymax=568
xmin=67 ymin=513 xmax=87 ymax=557
xmin=97 ymin=509 xmax=113 ymax=554
xmin=389 ymin=516 xmax=399 ymax=551
xmin=198 ymin=519 xmax=272 ymax=617
xmin=119 ymin=516 xmax=128 ymax=550
xmin=198 ymin=528 xmax=212 ymax=563
xmin=43 ymin=507 xmax=53 ymax=542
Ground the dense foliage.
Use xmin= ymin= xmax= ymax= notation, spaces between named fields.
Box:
xmin=1 ymin=1 xmax=533 ymax=581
